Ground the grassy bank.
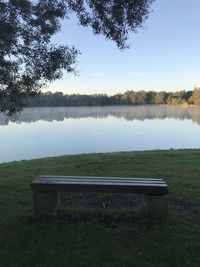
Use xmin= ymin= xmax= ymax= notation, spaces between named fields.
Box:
xmin=0 ymin=149 xmax=200 ymax=266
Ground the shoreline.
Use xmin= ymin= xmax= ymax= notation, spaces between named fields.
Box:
xmin=23 ymin=103 xmax=198 ymax=108
xmin=1 ymin=148 xmax=200 ymax=165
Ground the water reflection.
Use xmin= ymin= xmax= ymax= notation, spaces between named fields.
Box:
xmin=0 ymin=105 xmax=200 ymax=125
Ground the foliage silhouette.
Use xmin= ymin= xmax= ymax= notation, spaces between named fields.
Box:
xmin=0 ymin=0 xmax=154 ymax=115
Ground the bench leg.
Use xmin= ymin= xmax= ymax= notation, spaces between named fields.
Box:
xmin=33 ymin=191 xmax=60 ymax=216
xmin=145 ymin=194 xmax=168 ymax=217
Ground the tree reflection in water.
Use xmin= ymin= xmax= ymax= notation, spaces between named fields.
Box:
xmin=0 ymin=105 xmax=200 ymax=126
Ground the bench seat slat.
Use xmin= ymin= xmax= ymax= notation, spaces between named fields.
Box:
xmin=38 ymin=175 xmax=164 ymax=182
xmin=33 ymin=178 xmax=166 ymax=185
xmin=33 ymin=180 xmax=167 ymax=186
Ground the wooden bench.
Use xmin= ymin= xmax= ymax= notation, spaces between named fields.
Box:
xmin=31 ymin=176 xmax=168 ymax=217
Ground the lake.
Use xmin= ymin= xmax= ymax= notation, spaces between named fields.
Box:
xmin=0 ymin=105 xmax=200 ymax=163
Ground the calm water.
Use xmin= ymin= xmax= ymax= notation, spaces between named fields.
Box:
xmin=0 ymin=105 xmax=200 ymax=163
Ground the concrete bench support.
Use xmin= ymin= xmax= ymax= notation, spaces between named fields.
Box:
xmin=33 ymin=191 xmax=60 ymax=216
xmin=145 ymin=194 xmax=168 ymax=217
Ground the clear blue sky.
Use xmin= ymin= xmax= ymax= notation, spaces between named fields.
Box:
xmin=48 ymin=0 xmax=200 ymax=95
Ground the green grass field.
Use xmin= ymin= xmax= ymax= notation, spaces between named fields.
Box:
xmin=0 ymin=150 xmax=200 ymax=266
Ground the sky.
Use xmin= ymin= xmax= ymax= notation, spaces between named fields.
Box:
xmin=47 ymin=0 xmax=200 ymax=95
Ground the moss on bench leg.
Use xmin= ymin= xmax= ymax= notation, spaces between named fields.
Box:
xmin=33 ymin=192 xmax=60 ymax=216
xmin=145 ymin=194 xmax=168 ymax=217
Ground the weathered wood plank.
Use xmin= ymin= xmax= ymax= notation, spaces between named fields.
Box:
xmin=37 ymin=175 xmax=165 ymax=182
xmin=33 ymin=180 xmax=166 ymax=186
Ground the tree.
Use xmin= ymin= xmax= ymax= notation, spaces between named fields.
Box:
xmin=146 ymin=91 xmax=156 ymax=104
xmin=136 ymin=90 xmax=146 ymax=104
xmin=0 ymin=0 xmax=154 ymax=115
xmin=155 ymin=91 xmax=168 ymax=105
xmin=189 ymin=88 xmax=200 ymax=105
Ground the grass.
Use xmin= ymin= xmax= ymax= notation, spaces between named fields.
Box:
xmin=0 ymin=149 xmax=200 ymax=266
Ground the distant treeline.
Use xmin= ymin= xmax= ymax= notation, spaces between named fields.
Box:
xmin=25 ymin=88 xmax=200 ymax=107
